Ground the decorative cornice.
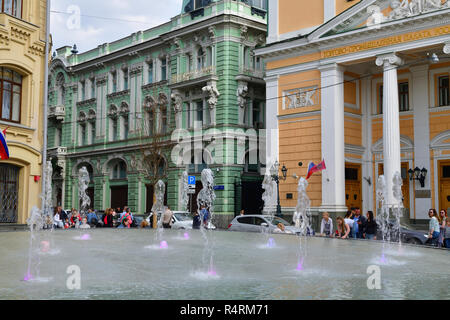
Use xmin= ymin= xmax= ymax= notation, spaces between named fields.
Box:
xmin=76 ymin=98 xmax=97 ymax=107
xmin=107 ymin=89 xmax=130 ymax=99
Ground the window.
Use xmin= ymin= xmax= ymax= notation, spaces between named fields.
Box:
xmin=123 ymin=116 xmax=129 ymax=140
xmin=253 ymin=101 xmax=261 ymax=128
xmin=90 ymin=122 xmax=95 ymax=144
xmin=186 ymin=54 xmax=192 ymax=72
xmin=110 ymin=117 xmax=118 ymax=141
xmin=160 ymin=108 xmax=167 ymax=134
xmin=161 ymin=58 xmax=167 ymax=81
xmin=249 ymin=0 xmax=267 ymax=10
xmin=398 ymin=82 xmax=409 ymax=111
xmin=0 ymin=67 xmax=21 ymax=123
xmin=438 ymin=75 xmax=449 ymax=107
xmin=112 ymin=161 xmax=127 ymax=180
xmin=237 ymin=217 xmax=254 ymax=225
xmin=196 ymin=101 xmax=203 ymax=123
xmin=379 ymin=82 xmax=409 ymax=114
xmin=148 ymin=110 xmax=154 ymax=135
xmin=345 ymin=167 xmax=358 ymax=181
xmin=148 ymin=61 xmax=154 ymax=84
xmin=186 ymin=103 xmax=192 ymax=129
xmin=197 ymin=48 xmax=205 ymax=71
xmin=1 ymin=0 xmax=22 ymax=18
xmin=80 ymin=123 xmax=86 ymax=146
xmin=111 ymin=72 xmax=117 ymax=93
xmin=80 ymin=81 xmax=86 ymax=101
xmin=123 ymin=69 xmax=129 ymax=90
xmin=90 ymin=79 xmax=96 ymax=99
xmin=443 ymin=166 xmax=450 ymax=178
xmin=55 ymin=126 xmax=62 ymax=147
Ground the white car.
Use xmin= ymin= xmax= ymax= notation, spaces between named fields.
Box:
xmin=146 ymin=211 xmax=216 ymax=230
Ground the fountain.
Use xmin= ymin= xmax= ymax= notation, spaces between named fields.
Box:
xmin=196 ymin=168 xmax=216 ymax=274
xmin=78 ymin=166 xmax=91 ymax=217
xmin=293 ymin=177 xmax=312 ymax=272
xmin=180 ymin=171 xmax=189 ymax=212
xmin=151 ymin=180 xmax=166 ymax=244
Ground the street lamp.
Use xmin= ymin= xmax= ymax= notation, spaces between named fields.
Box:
xmin=408 ymin=167 xmax=427 ymax=188
xmin=270 ymin=161 xmax=287 ymax=217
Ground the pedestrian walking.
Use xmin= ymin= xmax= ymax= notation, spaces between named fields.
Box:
xmin=427 ymin=209 xmax=440 ymax=247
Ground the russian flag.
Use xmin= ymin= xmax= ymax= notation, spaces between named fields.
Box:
xmin=306 ymin=160 xmax=326 ymax=180
xmin=0 ymin=127 xmax=10 ymax=160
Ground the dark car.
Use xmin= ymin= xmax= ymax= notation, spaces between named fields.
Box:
xmin=376 ymin=220 xmax=429 ymax=245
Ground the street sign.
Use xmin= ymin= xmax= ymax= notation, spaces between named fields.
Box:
xmin=187 ymin=188 xmax=196 ymax=194
xmin=188 ymin=176 xmax=196 ymax=185
xmin=214 ymin=185 xmax=225 ymax=191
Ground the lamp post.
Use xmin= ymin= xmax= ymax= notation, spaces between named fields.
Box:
xmin=270 ymin=161 xmax=287 ymax=217
xmin=408 ymin=167 xmax=427 ymax=188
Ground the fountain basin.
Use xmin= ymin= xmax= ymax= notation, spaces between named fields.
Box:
xmin=0 ymin=229 xmax=449 ymax=299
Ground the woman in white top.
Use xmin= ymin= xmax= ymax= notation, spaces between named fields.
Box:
xmin=344 ymin=211 xmax=354 ymax=238
xmin=336 ymin=216 xmax=350 ymax=239
xmin=53 ymin=211 xmax=64 ymax=229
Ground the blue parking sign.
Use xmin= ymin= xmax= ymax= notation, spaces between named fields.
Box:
xmin=188 ymin=176 xmax=196 ymax=185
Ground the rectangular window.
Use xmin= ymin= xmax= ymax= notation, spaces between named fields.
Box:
xmin=379 ymin=82 xmax=409 ymax=114
xmin=186 ymin=103 xmax=191 ymax=129
xmin=161 ymin=59 xmax=167 ymax=81
xmin=0 ymin=67 xmax=22 ymax=123
xmin=439 ymin=75 xmax=449 ymax=107
xmin=443 ymin=166 xmax=450 ymax=178
xmin=91 ymin=79 xmax=96 ymax=99
xmin=161 ymin=110 xmax=167 ymax=134
xmin=112 ymin=72 xmax=117 ymax=93
xmin=81 ymin=81 xmax=86 ymax=101
xmin=148 ymin=62 xmax=153 ymax=84
xmin=123 ymin=70 xmax=129 ymax=90
xmin=398 ymin=82 xmax=409 ymax=111
xmin=252 ymin=101 xmax=261 ymax=128
xmin=196 ymin=101 xmax=203 ymax=124
xmin=345 ymin=167 xmax=358 ymax=181
xmin=80 ymin=124 xmax=86 ymax=146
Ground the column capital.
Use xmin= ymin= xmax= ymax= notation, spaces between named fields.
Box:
xmin=375 ymin=53 xmax=404 ymax=68
xmin=443 ymin=43 xmax=450 ymax=54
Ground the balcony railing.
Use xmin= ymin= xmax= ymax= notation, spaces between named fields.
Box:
xmin=170 ymin=66 xmax=216 ymax=85
xmin=238 ymin=66 xmax=265 ymax=79
xmin=49 ymin=105 xmax=65 ymax=121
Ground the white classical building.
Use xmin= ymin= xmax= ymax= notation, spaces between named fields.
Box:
xmin=257 ymin=0 xmax=450 ymax=225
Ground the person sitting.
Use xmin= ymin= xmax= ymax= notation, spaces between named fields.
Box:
xmin=79 ymin=217 xmax=91 ymax=229
xmin=53 ymin=208 xmax=64 ymax=229
xmin=117 ymin=216 xmax=131 ymax=229
xmin=273 ymin=223 xmax=286 ymax=233
xmin=86 ymin=209 xmax=98 ymax=228
xmin=336 ymin=216 xmax=350 ymax=239
xmin=140 ymin=220 xmax=151 ymax=229
xmin=162 ymin=206 xmax=174 ymax=229
xmin=101 ymin=208 xmax=114 ymax=228
xmin=70 ymin=210 xmax=81 ymax=228
xmin=320 ymin=212 xmax=333 ymax=237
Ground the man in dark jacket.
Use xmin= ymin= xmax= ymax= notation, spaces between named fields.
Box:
xmin=354 ymin=208 xmax=367 ymax=239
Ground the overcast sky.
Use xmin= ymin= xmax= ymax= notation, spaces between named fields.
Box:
xmin=50 ymin=0 xmax=181 ymax=54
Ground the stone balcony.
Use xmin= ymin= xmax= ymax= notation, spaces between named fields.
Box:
xmin=169 ymin=66 xmax=218 ymax=89
xmin=47 ymin=146 xmax=67 ymax=158
xmin=236 ymin=66 xmax=265 ymax=85
xmin=48 ymin=105 xmax=66 ymax=121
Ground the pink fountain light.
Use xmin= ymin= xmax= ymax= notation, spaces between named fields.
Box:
xmin=296 ymin=258 xmax=304 ymax=271
xmin=23 ymin=272 xmax=33 ymax=281
xmin=380 ymin=253 xmax=386 ymax=264
xmin=160 ymin=240 xmax=168 ymax=249
xmin=40 ymin=241 xmax=50 ymax=253
xmin=184 ymin=232 xmax=190 ymax=240
xmin=80 ymin=234 xmax=91 ymax=240
xmin=267 ymin=238 xmax=275 ymax=248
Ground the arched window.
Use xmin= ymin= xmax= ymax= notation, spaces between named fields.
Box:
xmin=160 ymin=106 xmax=167 ymax=134
xmin=56 ymin=73 xmax=65 ymax=105
xmin=0 ymin=67 xmax=22 ymax=123
xmin=110 ymin=160 xmax=127 ymax=180
xmin=197 ymin=48 xmax=205 ymax=70
xmin=148 ymin=110 xmax=154 ymax=135
xmin=1 ymin=0 xmax=22 ymax=18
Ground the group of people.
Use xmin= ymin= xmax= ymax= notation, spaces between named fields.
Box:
xmin=319 ymin=206 xmax=450 ymax=248
xmin=52 ymin=205 xmax=138 ymax=230
xmin=320 ymin=207 xmax=378 ymax=240
xmin=428 ymin=208 xmax=449 ymax=248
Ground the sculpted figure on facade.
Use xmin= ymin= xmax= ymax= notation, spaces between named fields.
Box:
xmin=237 ymin=82 xmax=248 ymax=124
xmin=171 ymin=91 xmax=183 ymax=128
xmin=202 ymin=83 xmax=220 ymax=125
xmin=389 ymin=0 xmax=411 ymax=20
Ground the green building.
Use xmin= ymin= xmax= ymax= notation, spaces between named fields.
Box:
xmin=47 ymin=0 xmax=268 ymax=227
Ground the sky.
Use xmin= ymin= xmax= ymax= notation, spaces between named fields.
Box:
xmin=50 ymin=0 xmax=181 ymax=54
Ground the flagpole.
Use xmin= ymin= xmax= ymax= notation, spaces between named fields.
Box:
xmin=41 ymin=0 xmax=51 ymax=208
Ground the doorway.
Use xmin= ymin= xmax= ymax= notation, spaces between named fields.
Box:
xmin=439 ymin=161 xmax=450 ymax=212
xmin=241 ymin=180 xmax=264 ymax=215
xmin=345 ymin=164 xmax=362 ymax=210
xmin=110 ymin=186 xmax=128 ymax=211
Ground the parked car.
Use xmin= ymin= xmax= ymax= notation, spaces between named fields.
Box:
xmin=375 ymin=220 xmax=429 ymax=245
xmin=145 ymin=211 xmax=216 ymax=230
xmin=228 ymin=215 xmax=302 ymax=235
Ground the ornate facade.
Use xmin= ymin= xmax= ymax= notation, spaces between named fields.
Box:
xmin=0 ymin=0 xmax=48 ymax=224
xmin=48 ymin=0 xmax=267 ymax=227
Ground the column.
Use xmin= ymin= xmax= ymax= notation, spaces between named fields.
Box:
xmin=319 ymin=63 xmax=347 ymax=214
xmin=361 ymin=77 xmax=374 ymax=214
xmin=411 ymin=64 xmax=431 ymax=220
xmin=375 ymin=53 xmax=403 ymax=207
xmin=263 ymin=75 xmax=279 ymax=213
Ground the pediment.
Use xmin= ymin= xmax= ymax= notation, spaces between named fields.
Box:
xmin=309 ymin=0 xmax=450 ymax=40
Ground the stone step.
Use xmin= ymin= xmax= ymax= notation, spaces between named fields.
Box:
xmin=0 ymin=224 xmax=28 ymax=232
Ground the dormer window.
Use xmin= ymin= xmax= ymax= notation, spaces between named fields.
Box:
xmin=183 ymin=0 xmax=211 ymax=13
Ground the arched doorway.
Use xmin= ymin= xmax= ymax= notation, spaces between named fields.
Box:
xmin=0 ymin=164 xmax=20 ymax=223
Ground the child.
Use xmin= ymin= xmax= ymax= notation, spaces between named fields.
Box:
xmin=64 ymin=218 xmax=70 ymax=229
xmin=320 ymin=212 xmax=333 ymax=237
xmin=79 ymin=217 xmax=91 ymax=229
